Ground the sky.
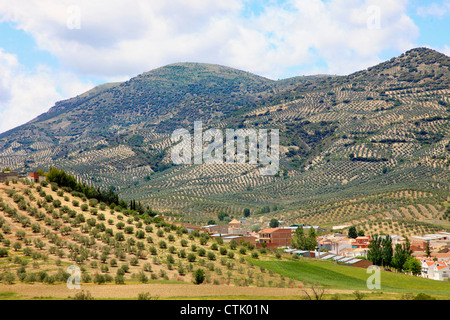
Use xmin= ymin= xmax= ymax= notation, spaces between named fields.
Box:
xmin=0 ymin=0 xmax=449 ymax=134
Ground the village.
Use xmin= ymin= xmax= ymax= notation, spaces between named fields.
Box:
xmin=175 ymin=217 xmax=450 ymax=282
xmin=2 ymin=169 xmax=449 ymax=282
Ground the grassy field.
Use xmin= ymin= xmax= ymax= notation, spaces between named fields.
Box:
xmin=251 ymin=258 xmax=450 ymax=299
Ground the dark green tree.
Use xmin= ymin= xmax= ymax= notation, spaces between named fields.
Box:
xmin=193 ymin=269 xmax=205 ymax=285
xmin=404 ymin=257 xmax=421 ymax=276
xmin=367 ymin=235 xmax=382 ymax=266
xmin=291 ymin=226 xmax=306 ymax=250
xmin=348 ymin=226 xmax=358 ymax=239
xmin=306 ymin=227 xmax=318 ymax=250
xmin=269 ymin=218 xmax=279 ymax=228
xmin=381 ymin=235 xmax=393 ymax=268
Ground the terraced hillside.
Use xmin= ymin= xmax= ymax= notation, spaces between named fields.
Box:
xmin=0 ymin=47 xmax=449 ymax=225
xmin=0 ymin=179 xmax=297 ymax=288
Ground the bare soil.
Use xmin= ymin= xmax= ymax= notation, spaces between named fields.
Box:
xmin=0 ymin=283 xmax=310 ymax=300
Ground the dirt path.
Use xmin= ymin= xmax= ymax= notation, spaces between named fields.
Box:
xmin=0 ymin=283 xmax=308 ymax=299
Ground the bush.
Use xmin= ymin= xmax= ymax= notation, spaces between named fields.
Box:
xmin=187 ymin=253 xmax=196 ymax=262
xmin=135 ymin=230 xmax=145 ymax=239
xmin=158 ymin=240 xmax=167 ymax=249
xmin=0 ymin=248 xmax=8 ymax=257
xmin=115 ymin=275 xmax=125 ymax=284
xmin=72 ymin=290 xmax=94 ymax=300
xmin=137 ymin=272 xmax=149 ymax=284
xmin=198 ymin=248 xmax=206 ymax=257
xmin=115 ymin=232 xmax=125 ymax=241
xmin=193 ymin=269 xmax=205 ymax=285
xmin=80 ymin=204 xmax=89 ymax=211
xmin=89 ymin=199 xmax=98 ymax=207
xmin=413 ymin=293 xmax=436 ymax=300
xmin=94 ymin=274 xmax=106 ymax=285
xmin=207 ymin=252 xmax=216 ymax=261
xmin=124 ymin=226 xmax=134 ymax=234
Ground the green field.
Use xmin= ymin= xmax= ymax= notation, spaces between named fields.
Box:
xmin=252 ymin=258 xmax=450 ymax=298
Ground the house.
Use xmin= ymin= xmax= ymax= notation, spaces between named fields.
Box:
xmin=228 ymin=219 xmax=246 ymax=235
xmin=28 ymin=172 xmax=46 ymax=183
xmin=221 ymin=234 xmax=256 ymax=245
xmin=202 ymin=224 xmax=229 ymax=235
xmin=352 ymin=236 xmax=370 ymax=249
xmin=317 ymin=239 xmax=333 ymax=252
xmin=411 ymin=233 xmax=450 ymax=250
xmin=390 ymin=235 xmax=405 ymax=245
xmin=0 ymin=170 xmax=19 ymax=182
xmin=339 ymin=247 xmax=368 ymax=258
xmin=413 ymin=252 xmax=450 ymax=262
xmin=257 ymin=228 xmax=292 ymax=248
xmin=421 ymin=260 xmax=436 ymax=278
xmin=428 ymin=262 xmax=450 ymax=281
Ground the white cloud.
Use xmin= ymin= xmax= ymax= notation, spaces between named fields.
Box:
xmin=0 ymin=49 xmax=94 ymax=134
xmin=416 ymin=1 xmax=450 ymax=18
xmin=0 ymin=0 xmax=422 ymax=133
xmin=0 ymin=0 xmax=420 ymax=79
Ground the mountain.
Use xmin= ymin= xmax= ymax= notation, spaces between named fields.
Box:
xmin=0 ymin=48 xmax=449 ymax=226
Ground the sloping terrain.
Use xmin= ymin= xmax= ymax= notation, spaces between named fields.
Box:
xmin=0 ymin=48 xmax=449 ymax=225
xmin=0 ymin=179 xmax=294 ymax=288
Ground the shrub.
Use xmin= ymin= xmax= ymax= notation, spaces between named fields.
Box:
xmin=187 ymin=253 xmax=196 ymax=262
xmin=135 ymin=230 xmax=145 ymax=239
xmin=72 ymin=290 xmax=94 ymax=300
xmin=115 ymin=274 xmax=125 ymax=284
xmin=94 ymin=274 xmax=106 ymax=285
xmin=198 ymin=248 xmax=206 ymax=257
xmin=31 ymin=223 xmax=41 ymax=233
xmin=0 ymin=248 xmax=8 ymax=257
xmin=124 ymin=226 xmax=134 ymax=234
xmin=130 ymin=257 xmax=139 ymax=266
xmin=116 ymin=222 xmax=125 ymax=229
xmin=80 ymin=204 xmax=88 ymax=211
xmin=115 ymin=232 xmax=124 ymax=241
xmin=158 ymin=241 xmax=167 ymax=249
xmin=137 ymin=271 xmax=149 ymax=284
xmin=207 ymin=252 xmax=216 ymax=261
xmin=193 ymin=269 xmax=205 ymax=285
xmin=413 ymin=293 xmax=436 ymax=300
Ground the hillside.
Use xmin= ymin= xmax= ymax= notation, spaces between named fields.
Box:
xmin=0 ymin=47 xmax=449 ymax=227
xmin=0 ymin=179 xmax=296 ymax=289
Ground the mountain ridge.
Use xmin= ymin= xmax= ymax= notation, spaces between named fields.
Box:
xmin=0 ymin=47 xmax=449 ymax=224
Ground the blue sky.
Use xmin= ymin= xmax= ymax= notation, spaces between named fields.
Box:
xmin=0 ymin=0 xmax=449 ymax=134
